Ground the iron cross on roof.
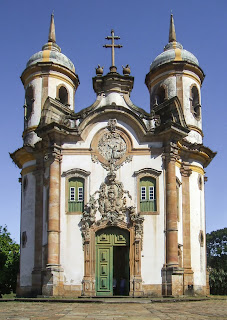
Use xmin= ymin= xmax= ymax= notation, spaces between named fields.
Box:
xmin=103 ymin=29 xmax=122 ymax=72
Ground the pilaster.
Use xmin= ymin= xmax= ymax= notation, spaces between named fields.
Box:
xmin=180 ymin=162 xmax=194 ymax=295
xmin=42 ymin=145 xmax=63 ymax=296
xmin=164 ymin=142 xmax=179 ymax=268
xmin=31 ymin=156 xmax=44 ymax=296
xmin=162 ymin=142 xmax=184 ymax=296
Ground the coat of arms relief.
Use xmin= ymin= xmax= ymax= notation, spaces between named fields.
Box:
xmin=81 ymin=119 xmax=144 ymax=243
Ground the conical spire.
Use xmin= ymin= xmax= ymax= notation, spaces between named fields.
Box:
xmin=48 ymin=13 xmax=56 ymax=43
xmin=169 ymin=14 xmax=176 ymax=42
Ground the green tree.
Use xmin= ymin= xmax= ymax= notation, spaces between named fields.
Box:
xmin=206 ymin=228 xmax=227 ymax=295
xmin=0 ymin=226 xmax=20 ymax=297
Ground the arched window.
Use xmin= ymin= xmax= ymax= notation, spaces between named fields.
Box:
xmin=140 ymin=177 xmax=156 ymax=212
xmin=68 ymin=177 xmax=84 ymax=212
xmin=190 ymin=86 xmax=200 ymax=120
xmin=24 ymin=86 xmax=34 ymax=121
xmin=58 ymin=86 xmax=69 ymax=105
xmin=152 ymin=85 xmax=166 ymax=106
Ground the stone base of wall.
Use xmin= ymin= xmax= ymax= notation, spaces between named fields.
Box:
xmin=162 ymin=267 xmax=184 ymax=296
xmin=142 ymin=284 xmax=162 ymax=297
xmin=16 ymin=286 xmax=36 ymax=297
xmin=193 ymin=285 xmax=207 ymax=296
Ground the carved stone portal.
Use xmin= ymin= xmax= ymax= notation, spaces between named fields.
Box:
xmin=81 ymin=120 xmax=144 ymax=295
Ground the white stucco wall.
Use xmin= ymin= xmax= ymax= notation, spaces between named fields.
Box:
xmin=20 ymin=172 xmax=36 ymax=287
xmin=182 ymin=76 xmax=202 ymax=144
xmin=26 ymin=77 xmax=42 ymax=128
xmin=190 ymin=170 xmax=206 ymax=287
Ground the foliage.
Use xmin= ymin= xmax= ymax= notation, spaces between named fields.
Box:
xmin=0 ymin=226 xmax=20 ymax=297
xmin=208 ymin=268 xmax=227 ymax=295
xmin=207 ymin=228 xmax=227 ymax=295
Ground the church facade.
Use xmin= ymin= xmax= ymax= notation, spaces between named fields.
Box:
xmin=11 ymin=15 xmax=215 ymax=297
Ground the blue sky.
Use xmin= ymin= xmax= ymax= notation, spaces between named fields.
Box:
xmin=1 ymin=0 xmax=226 ymax=242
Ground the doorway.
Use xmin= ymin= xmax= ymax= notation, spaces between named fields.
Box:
xmin=95 ymin=227 xmax=129 ymax=296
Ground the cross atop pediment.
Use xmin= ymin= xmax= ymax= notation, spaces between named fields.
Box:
xmin=103 ymin=29 xmax=122 ymax=72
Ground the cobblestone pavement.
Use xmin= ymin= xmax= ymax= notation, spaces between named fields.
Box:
xmin=0 ymin=300 xmax=226 ymax=320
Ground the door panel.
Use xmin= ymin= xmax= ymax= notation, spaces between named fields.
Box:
xmin=96 ymin=227 xmax=129 ymax=296
xmin=96 ymin=247 xmax=113 ymax=295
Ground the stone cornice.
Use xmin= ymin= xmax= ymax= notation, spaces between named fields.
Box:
xmin=21 ymin=62 xmax=79 ymax=89
xmin=178 ymin=141 xmax=216 ymax=167
xmin=145 ymin=61 xmax=205 ymax=91
xmin=10 ymin=146 xmax=35 ymax=169
xmin=93 ymin=72 xmax=134 ymax=95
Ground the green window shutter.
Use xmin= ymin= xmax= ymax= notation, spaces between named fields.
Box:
xmin=68 ymin=177 xmax=84 ymax=212
xmin=140 ymin=177 xmax=156 ymax=212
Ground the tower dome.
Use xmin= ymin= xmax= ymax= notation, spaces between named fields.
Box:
xmin=21 ymin=14 xmax=79 ymax=146
xmin=145 ymin=15 xmax=205 ymax=145
xmin=26 ymin=14 xmax=75 ymax=72
xmin=150 ymin=15 xmax=199 ymax=71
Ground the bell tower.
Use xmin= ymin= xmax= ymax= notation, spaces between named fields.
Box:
xmin=21 ymin=14 xmax=79 ymax=146
xmin=145 ymin=15 xmax=205 ymax=144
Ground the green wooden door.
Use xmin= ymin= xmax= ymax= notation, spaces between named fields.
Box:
xmin=96 ymin=247 xmax=113 ymax=295
xmin=96 ymin=227 xmax=129 ymax=296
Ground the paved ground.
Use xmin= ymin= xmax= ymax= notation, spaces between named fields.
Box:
xmin=0 ymin=299 xmax=226 ymax=319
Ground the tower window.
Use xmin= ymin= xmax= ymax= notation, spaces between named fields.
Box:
xmin=190 ymin=86 xmax=201 ymax=120
xmin=58 ymin=86 xmax=69 ymax=105
xmin=68 ymin=177 xmax=84 ymax=212
xmin=24 ymin=86 xmax=34 ymax=122
xmin=140 ymin=177 xmax=156 ymax=212
xmin=152 ymin=85 xmax=166 ymax=106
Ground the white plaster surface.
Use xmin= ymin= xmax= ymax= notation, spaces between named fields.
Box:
xmin=60 ymin=214 xmax=84 ymax=285
xmin=96 ymin=92 xmax=129 ymax=109
xmin=20 ymin=172 xmax=36 ymax=286
xmin=22 ymin=160 xmax=36 ymax=169
xmin=190 ymin=170 xmax=206 ymax=286
xmin=141 ymin=215 xmax=164 ymax=284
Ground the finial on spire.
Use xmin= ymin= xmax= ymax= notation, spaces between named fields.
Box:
xmin=169 ymin=14 xmax=176 ymax=43
xmin=48 ymin=12 xmax=56 ymax=43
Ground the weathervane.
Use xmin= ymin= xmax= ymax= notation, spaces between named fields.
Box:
xmin=103 ymin=29 xmax=122 ymax=72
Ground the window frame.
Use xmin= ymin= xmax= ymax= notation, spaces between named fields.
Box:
xmin=62 ymin=168 xmax=90 ymax=215
xmin=134 ymin=168 xmax=161 ymax=215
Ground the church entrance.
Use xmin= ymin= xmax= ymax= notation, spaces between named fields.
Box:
xmin=95 ymin=227 xmax=129 ymax=296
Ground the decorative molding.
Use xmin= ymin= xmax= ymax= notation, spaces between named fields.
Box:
xmin=180 ymin=162 xmax=192 ymax=177
xmin=134 ymin=168 xmax=162 ymax=178
xmin=80 ymin=170 xmax=144 ymax=246
xmin=188 ymin=125 xmax=203 ymax=137
xmin=163 ymin=141 xmax=179 ymax=162
xmin=44 ymin=146 xmax=62 ymax=163
xmin=62 ymin=168 xmax=91 ymax=178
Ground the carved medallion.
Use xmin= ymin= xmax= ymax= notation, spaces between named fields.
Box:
xmin=98 ymin=132 xmax=127 ymax=162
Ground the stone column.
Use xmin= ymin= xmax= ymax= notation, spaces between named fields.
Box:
xmin=47 ymin=153 xmax=61 ymax=267
xmin=32 ymin=157 xmax=44 ymax=296
xmin=162 ymin=142 xmax=183 ymax=296
xmin=42 ymin=147 xmax=63 ymax=296
xmin=165 ymin=143 xmax=179 ymax=268
xmin=180 ymin=162 xmax=194 ymax=294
